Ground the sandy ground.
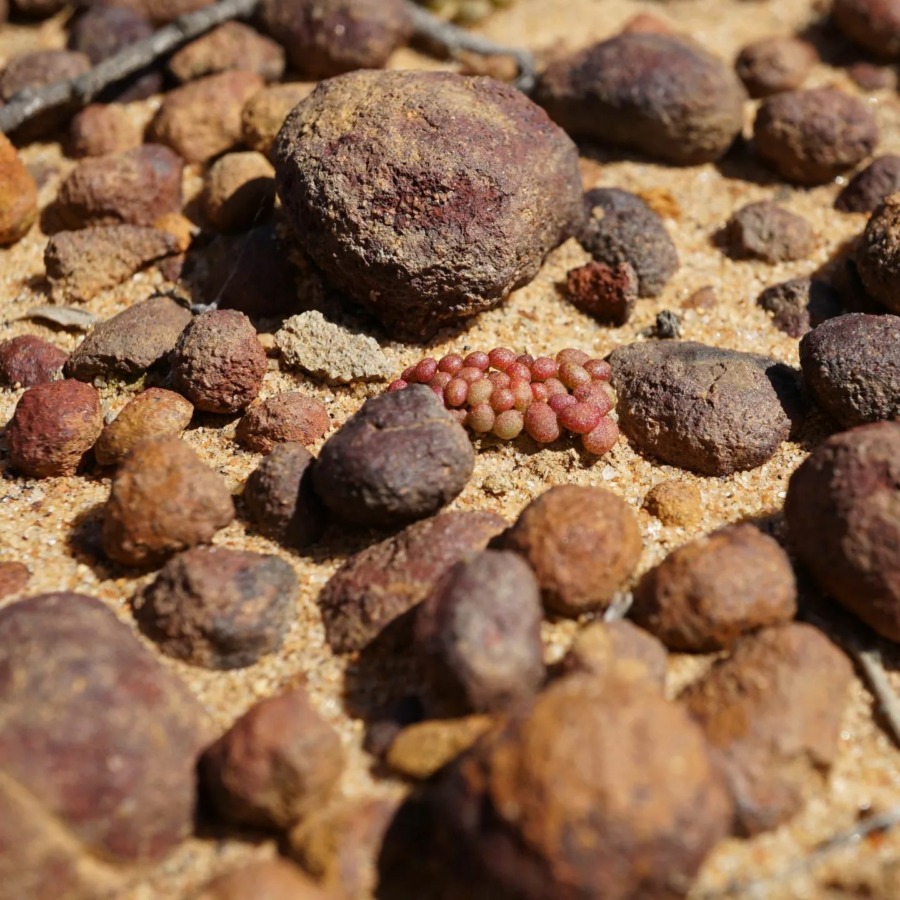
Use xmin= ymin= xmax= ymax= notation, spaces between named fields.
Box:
xmin=2 ymin=0 xmax=900 ymax=897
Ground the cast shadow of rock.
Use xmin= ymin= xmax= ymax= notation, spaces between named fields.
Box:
xmin=66 ymin=498 xmax=136 ymax=582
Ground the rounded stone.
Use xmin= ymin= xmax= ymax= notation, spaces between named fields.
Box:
xmin=236 ymin=391 xmax=330 ymax=453
xmin=836 ymin=155 xmax=900 ymax=213
xmin=735 ymin=36 xmax=816 ymax=98
xmin=241 ymin=82 xmax=316 ymax=158
xmin=0 ymin=133 xmax=37 ymax=245
xmin=642 ymin=479 xmax=703 ymax=527
xmin=757 ymin=277 xmax=844 ymax=339
xmin=723 ymin=201 xmax=815 ymax=263
xmin=0 ymin=335 xmax=66 ymax=387
xmin=833 ymin=0 xmax=900 ymax=58
xmin=202 ymin=151 xmax=276 ymax=232
xmin=855 ymin=193 xmax=900 ymax=314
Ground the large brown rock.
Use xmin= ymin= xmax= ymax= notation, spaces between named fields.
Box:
xmin=0 ymin=132 xmax=37 ymax=244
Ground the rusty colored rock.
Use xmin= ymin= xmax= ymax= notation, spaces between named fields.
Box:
xmin=0 ymin=133 xmax=37 ymax=245
xmin=202 ymin=151 xmax=276 ymax=232
xmin=735 ymin=36 xmax=815 ymax=98
xmin=236 ymin=392 xmax=330 ymax=453
xmin=565 ymin=260 xmax=638 ymax=325
xmin=0 ymin=561 xmax=29 ymax=600
xmin=241 ymin=82 xmax=316 ymax=158
xmin=69 ymin=104 xmax=146 ymax=158
xmin=0 ymin=335 xmax=66 ymax=387
xmin=642 ymin=479 xmax=703 ymax=527
xmin=385 ymin=716 xmax=493 ymax=780
xmin=168 ymin=21 xmax=284 ymax=83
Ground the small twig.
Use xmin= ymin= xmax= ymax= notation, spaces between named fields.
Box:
xmin=0 ymin=0 xmax=260 ymax=136
xmin=855 ymin=646 xmax=900 ymax=747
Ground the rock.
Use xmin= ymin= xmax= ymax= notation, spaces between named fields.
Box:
xmin=200 ymin=689 xmax=344 ymax=829
xmin=578 ymin=188 xmax=679 ymax=298
xmin=535 ymin=32 xmax=746 ymax=164
xmin=318 ymin=510 xmax=505 ymax=653
xmin=560 ymin=619 xmax=668 ymax=688
xmin=56 ymin=144 xmax=184 ymax=229
xmin=10 ymin=0 xmax=63 ymax=17
xmin=202 ymin=151 xmax=275 ymax=232
xmin=94 ymin=388 xmax=194 ymax=466
xmin=855 ymin=193 xmax=900 ymax=314
xmin=69 ymin=104 xmax=147 ymax=158
xmin=642 ymin=479 xmax=703 ymax=527
xmin=498 ymin=484 xmax=642 ymax=617
xmin=0 ymin=49 xmax=90 ymax=100
xmin=836 ymin=155 xmax=900 ymax=213
xmin=848 ymin=60 xmax=898 ymax=90
xmin=0 ymin=335 xmax=66 ymax=387
xmin=6 ymin=380 xmax=102 ymax=478
xmin=275 ymin=311 xmax=393 ymax=385
xmin=0 ymin=132 xmax=37 ymax=244
xmin=65 ymin=295 xmax=192 ymax=379
xmin=168 ymin=21 xmax=284 ymax=83
xmin=149 ymin=71 xmax=265 ymax=163
xmin=257 ymin=0 xmax=412 ymax=78
xmin=274 ymin=70 xmax=583 ymax=341
xmin=242 ymin=442 xmax=326 ymax=548
xmin=785 ymin=421 xmax=900 ymax=641
xmin=682 ymin=624 xmax=853 ymax=835
xmin=195 ymin=859 xmax=330 ymax=900
xmin=68 ymin=6 xmax=153 ymax=63
xmin=753 ymin=87 xmax=879 ymax=185
xmin=723 ymin=201 xmax=815 ymax=262
xmin=757 ymin=277 xmax=844 ymax=338
xmin=431 ymin=673 xmax=733 ymax=899
xmin=134 ymin=547 xmax=297 ymax=669
xmin=632 ymin=524 xmax=797 ymax=652
xmin=127 ymin=0 xmax=216 ymax=24
xmin=609 ymin=341 xmax=800 ymax=475
xmin=0 ymin=561 xmax=29 ymax=600
xmin=241 ymin=82 xmax=316 ymax=157
xmin=312 ymin=386 xmax=475 ymax=528
xmin=386 ymin=716 xmax=493 ymax=780
xmin=683 ymin=285 xmax=718 ymax=310
xmin=171 ymin=309 xmax=267 ymax=414
xmin=102 ymin=436 xmax=235 ymax=568
xmin=735 ymin=36 xmax=816 ymax=98
xmin=45 ymin=226 xmax=179 ymax=304
xmin=415 ymin=550 xmax=545 ymax=713
xmin=564 ymin=260 xmax=638 ymax=325
xmin=236 ymin=392 xmax=330 ymax=453
xmin=0 ymin=593 xmax=211 ymax=900
xmin=799 ymin=313 xmax=900 ymax=427
xmin=833 ymin=0 xmax=900 ymax=58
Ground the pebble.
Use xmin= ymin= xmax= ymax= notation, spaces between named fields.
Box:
xmin=632 ymin=524 xmax=797 ymax=652
xmin=0 ymin=561 xmax=29 ymax=600
xmin=385 ymin=716 xmax=493 ymax=780
xmin=757 ymin=277 xmax=844 ymax=338
xmin=274 ymin=70 xmax=582 ymax=340
xmin=134 ymin=547 xmax=297 ymax=669
xmin=149 ymin=71 xmax=265 ymax=163
xmin=200 ymin=689 xmax=344 ymax=829
xmin=0 ymin=132 xmax=37 ymax=245
xmin=65 ymin=295 xmax=192 ymax=380
xmin=723 ymin=201 xmax=815 ymax=263
xmin=753 ymin=87 xmax=879 ymax=185
xmin=171 ymin=309 xmax=267 ymax=414
xmin=682 ymin=624 xmax=853 ymax=835
xmin=578 ymin=188 xmax=679 ymax=298
xmin=258 ymin=0 xmax=412 ymax=78
xmin=835 ymin=155 xmax=900 ymax=212
xmin=236 ymin=391 xmax=330 ymax=453
xmin=535 ymin=32 xmax=746 ymax=164
xmin=0 ymin=593 xmax=211 ymax=899
xmin=786 ymin=421 xmax=900 ymax=641
xmin=94 ymin=388 xmax=194 ymax=466
xmin=6 ymin=379 xmax=102 ymax=477
xmin=242 ymin=442 xmax=326 ymax=548
xmin=642 ymin=479 xmax=703 ymax=527
xmin=195 ymin=859 xmax=330 ymax=900
xmin=431 ymin=674 xmax=733 ymax=898
xmin=847 ymin=60 xmax=898 ymax=90
xmin=0 ymin=335 xmax=66 ymax=387
xmin=68 ymin=6 xmax=153 ymax=63
xmin=311 ymin=386 xmax=475 ymax=529
xmin=102 ymin=436 xmax=235 ymax=568
xmin=276 ymin=311 xmax=393 ymax=385
xmin=735 ymin=36 xmax=816 ymax=97
xmin=564 ymin=260 xmax=638 ymax=325
xmin=832 ymin=0 xmax=900 ymax=58
xmin=241 ymin=82 xmax=316 ymax=158
xmin=609 ymin=341 xmax=800 ymax=475
xmin=498 ymin=484 xmax=643 ymax=617
xmin=69 ymin=104 xmax=147 ymax=158
xmin=202 ymin=151 xmax=276 ymax=232
xmin=800 ymin=313 xmax=900 ymax=427
xmin=415 ymin=550 xmax=545 ymax=713
xmin=0 ymin=49 xmax=90 ymax=100
xmin=318 ymin=510 xmax=505 ymax=653
xmin=855 ymin=194 xmax=900 ymax=314
xmin=45 ymin=225 xmax=179 ymax=303
xmin=167 ymin=21 xmax=284 ymax=83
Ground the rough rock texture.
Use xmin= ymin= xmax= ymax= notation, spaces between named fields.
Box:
xmin=168 ymin=21 xmax=285 ymax=83
xmin=0 ymin=335 xmax=66 ymax=387
xmin=134 ymin=547 xmax=298 ymax=669
xmin=102 ymin=436 xmax=235 ymax=568
xmin=565 ymin=260 xmax=638 ymax=325
xmin=6 ymin=380 xmax=102 ymax=477
xmin=274 ymin=70 xmax=583 ymax=340
xmin=200 ymin=689 xmax=344 ymax=829
xmin=535 ymin=32 xmax=747 ymax=164
xmin=276 ymin=311 xmax=393 ymax=385
xmin=756 ymin=277 xmax=843 ymax=338
xmin=836 ymin=155 xmax=900 ymax=212
xmin=753 ymin=87 xmax=879 ymax=185
xmin=0 ymin=132 xmax=38 ymax=244
xmin=682 ymin=624 xmax=853 ymax=835
xmin=65 ymin=296 xmax=192 ymax=379
xmin=236 ymin=392 xmax=330 ymax=453
xmin=241 ymin=82 xmax=316 ymax=157
xmin=69 ymin=104 xmax=147 ymax=158
xmin=785 ymin=421 xmax=900 ymax=642
xmin=195 ymin=860 xmax=330 ymax=900
xmin=385 ymin=716 xmax=493 ymax=780
xmin=735 ymin=36 xmax=815 ymax=97
xmin=318 ymin=510 xmax=505 ymax=653
xmin=498 ymin=484 xmax=643 ymax=617
xmin=855 ymin=193 xmax=900 ymax=314
xmin=833 ymin=0 xmax=900 ymax=58
xmin=642 ymin=479 xmax=703 ymax=527
xmin=202 ymin=151 xmax=276 ymax=232
xmin=723 ymin=201 xmax=815 ymax=262
xmin=799 ymin=313 xmax=900 ymax=427
xmin=0 ymin=593 xmax=211 ymax=900
xmin=609 ymin=341 xmax=800 ymax=475
xmin=431 ymin=673 xmax=733 ymax=899
xmin=311 ymin=386 xmax=475 ymax=528
xmin=631 ymin=524 xmax=797 ymax=651
xmin=0 ymin=49 xmax=90 ymax=100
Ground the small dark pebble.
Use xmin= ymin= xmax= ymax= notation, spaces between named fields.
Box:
xmin=757 ymin=277 xmax=844 ymax=338
xmin=565 ymin=260 xmax=637 ymax=325
xmin=652 ymin=309 xmax=682 ymax=339
xmin=735 ymin=36 xmax=815 ymax=98
xmin=0 ymin=335 xmax=66 ymax=387
xmin=723 ymin=201 xmax=815 ymax=263
xmin=236 ymin=391 xmax=329 ymax=453
xmin=836 ymin=155 xmax=900 ymax=213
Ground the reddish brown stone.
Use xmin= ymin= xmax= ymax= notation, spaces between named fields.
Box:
xmin=236 ymin=392 xmax=329 ymax=453
xmin=723 ymin=201 xmax=815 ymax=262
xmin=642 ymin=479 xmax=703 ymax=527
xmin=69 ymin=104 xmax=146 ymax=158
xmin=0 ymin=132 xmax=37 ymax=245
xmin=202 ymin=151 xmax=276 ymax=232
xmin=0 ymin=561 xmax=29 ymax=600
xmin=735 ymin=36 xmax=815 ymax=98
xmin=0 ymin=335 xmax=66 ymax=387
xmin=168 ymin=21 xmax=284 ymax=82
xmin=565 ymin=260 xmax=638 ymax=325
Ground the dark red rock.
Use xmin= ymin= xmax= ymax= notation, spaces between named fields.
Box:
xmin=236 ymin=392 xmax=330 ymax=453
xmin=0 ymin=335 xmax=66 ymax=387
xmin=565 ymin=260 xmax=638 ymax=325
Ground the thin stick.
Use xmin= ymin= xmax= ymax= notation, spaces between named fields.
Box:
xmin=855 ymin=646 xmax=900 ymax=747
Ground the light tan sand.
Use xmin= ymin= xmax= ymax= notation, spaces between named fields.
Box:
xmin=2 ymin=1 xmax=900 ymax=897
